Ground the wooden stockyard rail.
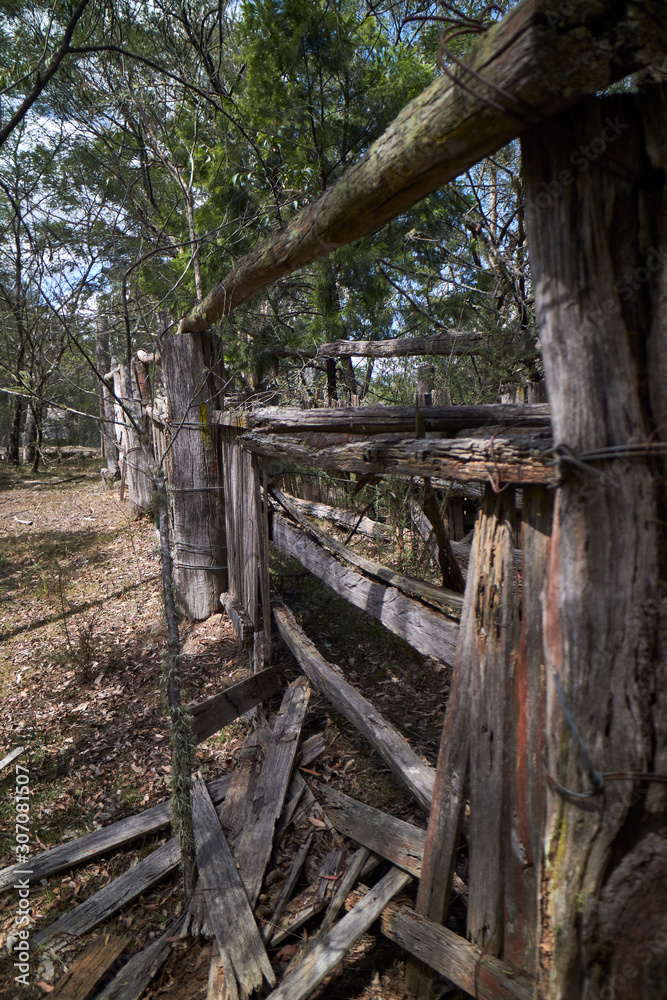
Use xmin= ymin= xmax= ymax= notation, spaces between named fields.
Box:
xmin=17 ymin=1 xmax=666 ymax=997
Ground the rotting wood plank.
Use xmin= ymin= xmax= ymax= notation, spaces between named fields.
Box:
xmin=271 ymin=515 xmax=459 ymax=664
xmin=207 ymin=940 xmax=227 ymax=1000
xmin=274 ymin=602 xmax=435 ymax=810
xmin=270 ymin=896 xmax=327 ymax=947
xmin=95 ymin=913 xmax=186 ymax=1000
xmin=0 ymin=775 xmax=231 ymax=891
xmin=232 ymin=677 xmax=311 ymax=908
xmin=246 ymin=403 xmax=550 ymax=436
xmin=33 ymin=839 xmax=181 ymax=946
xmin=245 ymin=430 xmax=555 ymax=486
xmin=382 ymin=906 xmax=534 ymax=1000
xmin=320 ymin=786 xmax=425 ymax=877
xmin=316 ymin=847 xmax=370 ymax=939
xmin=263 ymin=867 xmax=411 ymax=1000
xmin=50 ymin=934 xmax=129 ymax=1000
xmin=186 ymin=668 xmax=281 ymax=742
xmin=178 ymin=0 xmax=666 ymax=333
xmin=270 ymin=486 xmax=463 ymax=612
xmin=190 ymin=771 xmax=275 ymax=997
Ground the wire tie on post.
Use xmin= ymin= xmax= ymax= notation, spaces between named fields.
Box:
xmin=545 ymin=669 xmax=605 ymax=801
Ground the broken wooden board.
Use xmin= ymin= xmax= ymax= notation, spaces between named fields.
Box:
xmin=273 ymin=494 xmax=391 ymax=540
xmin=95 ymin=913 xmax=186 ymax=1000
xmin=382 ymin=905 xmax=534 ymax=1000
xmin=34 ymin=839 xmax=181 ymax=946
xmin=190 ymin=771 xmax=275 ymax=997
xmin=50 ymin=934 xmax=129 ymax=1000
xmin=274 ymin=602 xmax=435 ymax=810
xmin=232 ymin=677 xmax=311 ymax=908
xmin=263 ymin=867 xmax=411 ymax=1000
xmin=271 ymin=514 xmax=459 ymax=663
xmin=187 ymin=668 xmax=281 ymax=742
xmin=321 ymin=786 xmax=426 ymax=878
xmin=0 ymin=774 xmax=231 ymax=891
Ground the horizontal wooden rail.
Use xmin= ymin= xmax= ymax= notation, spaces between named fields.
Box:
xmin=245 ymin=430 xmax=555 ymax=486
xmin=179 ymin=0 xmax=667 ymax=331
xmin=381 ymin=905 xmax=534 ymax=1000
xmin=271 ymin=512 xmax=459 ymax=663
xmin=246 ymin=403 xmax=551 ymax=435
xmin=270 ymin=333 xmax=488 ymax=360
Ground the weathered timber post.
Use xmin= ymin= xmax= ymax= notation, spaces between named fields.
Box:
xmin=160 ymin=328 xmax=227 ymax=619
xmin=408 ymin=486 xmax=520 ymax=997
xmin=114 ymin=362 xmax=153 ymax=518
xmin=523 ymin=81 xmax=667 ymax=998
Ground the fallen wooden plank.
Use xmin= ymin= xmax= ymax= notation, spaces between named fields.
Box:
xmin=51 ymin=934 xmax=130 ymax=1000
xmin=0 ymin=745 xmax=27 ymax=772
xmin=271 ymin=515 xmax=458 ymax=664
xmin=270 ymin=486 xmax=463 ymax=612
xmin=235 ymin=333 xmax=487 ymax=364
xmin=0 ymin=774 xmax=231 ymax=891
xmin=382 ymin=905 xmax=534 ymax=1000
xmin=179 ymin=1 xmax=665 ymax=334
xmin=207 ymin=940 xmax=228 ymax=1000
xmin=321 ymin=787 xmax=426 ymax=878
xmin=274 ymin=602 xmax=435 ymax=810
xmin=187 ymin=668 xmax=281 ymax=742
xmin=220 ymin=591 xmax=254 ymax=643
xmin=245 ymin=430 xmax=555 ymax=486
xmin=191 ymin=771 xmax=275 ymax=997
xmin=262 ymin=836 xmax=313 ymax=943
xmin=33 ymin=839 xmax=181 ymax=945
xmin=316 ymin=846 xmax=369 ymax=940
xmin=270 ymin=897 xmax=327 ymax=948
xmin=233 ymin=678 xmax=311 ymax=908
xmin=247 ymin=403 xmax=551 ymax=436
xmin=263 ymin=867 xmax=411 ymax=1000
xmin=95 ymin=913 xmax=186 ymax=1000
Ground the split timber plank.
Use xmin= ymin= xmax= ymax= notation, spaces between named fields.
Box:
xmin=382 ymin=906 xmax=534 ymax=1000
xmin=270 ymin=896 xmax=327 ymax=948
xmin=187 ymin=668 xmax=281 ymax=742
xmin=244 ymin=430 xmax=555 ymax=486
xmin=95 ymin=913 xmax=186 ymax=1000
xmin=247 ymin=403 xmax=551 ymax=436
xmin=0 ymin=745 xmax=26 ymax=772
xmin=232 ymin=677 xmax=311 ymax=908
xmin=0 ymin=774 xmax=231 ymax=891
xmin=270 ymin=486 xmax=463 ymax=612
xmin=178 ymin=0 xmax=666 ymax=333
xmin=263 ymin=867 xmax=411 ymax=1000
xmin=50 ymin=934 xmax=129 ymax=1000
xmin=220 ymin=592 xmax=254 ymax=643
xmin=33 ymin=839 xmax=181 ymax=945
xmin=274 ymin=602 xmax=435 ymax=810
xmin=271 ymin=514 xmax=459 ymax=664
xmin=190 ymin=771 xmax=275 ymax=997
xmin=243 ymin=333 xmax=486 ymax=362
xmin=316 ymin=846 xmax=370 ymax=939
xmin=321 ymin=786 xmax=425 ymax=878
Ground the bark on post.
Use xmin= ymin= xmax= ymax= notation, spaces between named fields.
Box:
xmin=523 ymin=82 xmax=667 ymax=999
xmin=160 ymin=330 xmax=227 ymax=620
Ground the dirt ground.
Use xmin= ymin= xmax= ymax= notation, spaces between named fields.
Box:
xmin=0 ymin=456 xmax=460 ymax=1000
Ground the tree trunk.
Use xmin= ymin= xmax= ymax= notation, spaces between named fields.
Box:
xmin=96 ymin=324 xmax=118 ymax=476
xmin=522 ymin=80 xmax=667 ymax=999
xmin=160 ymin=330 xmax=227 ymax=620
xmin=22 ymin=405 xmax=36 ymax=465
xmin=8 ymin=397 xmax=23 ymax=465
